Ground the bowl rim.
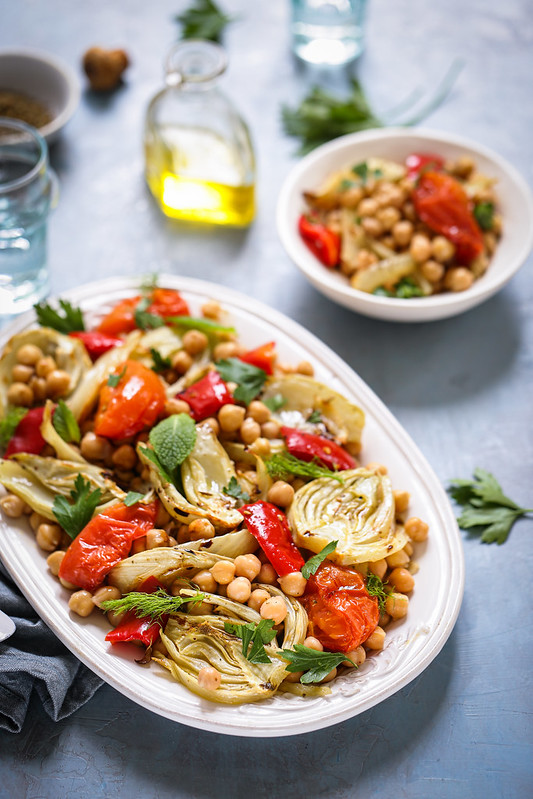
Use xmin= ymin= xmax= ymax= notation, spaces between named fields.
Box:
xmin=277 ymin=126 xmax=533 ymax=314
xmin=0 ymin=47 xmax=81 ymax=138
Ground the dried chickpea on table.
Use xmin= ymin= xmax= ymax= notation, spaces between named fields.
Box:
xmin=0 ymin=286 xmax=429 ymax=704
xmin=298 ymin=153 xmax=502 ymax=297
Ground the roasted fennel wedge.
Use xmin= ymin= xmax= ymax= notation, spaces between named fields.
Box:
xmin=289 ymin=467 xmax=408 ymax=564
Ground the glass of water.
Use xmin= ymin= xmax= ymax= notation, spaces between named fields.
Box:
xmin=290 ymin=0 xmax=368 ymax=66
xmin=0 ymin=118 xmax=58 ymax=317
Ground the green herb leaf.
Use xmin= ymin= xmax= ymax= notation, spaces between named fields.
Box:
xmin=134 ymin=297 xmax=165 ymax=331
xmin=352 ymin=162 xmax=369 ymax=183
xmin=372 ymin=286 xmax=395 ymax=298
xmin=224 ymin=619 xmax=277 ymax=664
xmin=139 ymin=446 xmax=175 ymax=485
xmin=52 ymin=474 xmax=102 ymax=540
xmin=215 ymin=358 xmax=267 ymax=405
xmin=149 ymin=413 xmax=197 ymax=473
xmin=52 ymin=399 xmax=80 ymax=444
xmin=301 ymin=541 xmax=337 ymax=579
xmin=107 ymin=365 xmax=127 ymax=387
xmin=150 ymin=348 xmax=172 ymax=373
xmin=266 ymin=452 xmax=343 ymax=484
xmin=0 ymin=407 xmax=28 ymax=450
xmin=34 ymin=299 xmax=85 ymax=334
xmin=263 ymin=393 xmax=287 ymax=413
xmin=279 ymin=645 xmax=354 ymax=683
xmin=306 ymin=410 xmax=322 ymax=425
xmin=365 ymin=573 xmax=388 ymax=612
xmin=101 ymin=588 xmax=205 ymax=622
xmin=176 ymin=0 xmax=235 ymax=42
xmin=448 ymin=468 xmax=532 ymax=545
xmin=473 ymin=202 xmax=495 ymax=231
xmin=167 ymin=315 xmax=236 ymax=337
xmin=123 ymin=491 xmax=146 ymax=507
xmin=394 ymin=277 xmax=424 ymax=299
xmin=223 ymin=476 xmax=250 ymax=504
xmin=140 ymin=272 xmax=159 ymax=294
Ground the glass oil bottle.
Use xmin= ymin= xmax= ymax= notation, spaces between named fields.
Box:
xmin=144 ymin=41 xmax=255 ymax=226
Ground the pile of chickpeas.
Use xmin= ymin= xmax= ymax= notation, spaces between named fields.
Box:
xmin=306 ymin=155 xmax=501 ymax=295
xmin=7 ymin=343 xmax=73 ymax=407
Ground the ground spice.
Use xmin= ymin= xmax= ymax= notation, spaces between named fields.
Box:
xmin=0 ymin=90 xmax=52 ymax=128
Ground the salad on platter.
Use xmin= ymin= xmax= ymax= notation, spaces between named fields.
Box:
xmin=0 ymin=282 xmax=429 ymax=705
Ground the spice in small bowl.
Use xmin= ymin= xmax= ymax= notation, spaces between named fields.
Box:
xmin=0 ymin=89 xmax=53 ymax=128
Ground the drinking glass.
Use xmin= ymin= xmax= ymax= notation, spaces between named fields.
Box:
xmin=290 ymin=0 xmax=368 ymax=66
xmin=0 ymin=118 xmax=58 ymax=317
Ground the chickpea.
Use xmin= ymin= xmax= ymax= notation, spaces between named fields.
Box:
xmin=385 ymin=184 xmax=405 ymax=208
xmin=226 ymin=576 xmax=252 ymax=603
xmin=484 ymin=232 xmax=497 ymax=255
xmin=12 ymin=363 xmax=33 ymax=383
xmin=188 ymin=518 xmax=215 ymax=540
xmin=267 ymin=480 xmax=294 ymax=508
xmin=410 ymin=233 xmax=432 ymax=263
xmin=340 ymin=185 xmax=364 ymax=208
xmin=80 ymin=432 xmax=112 ymax=461
xmin=7 ymin=382 xmax=34 ymax=407
xmin=131 ymin=537 xmax=147 ymax=554
xmin=182 ymin=329 xmax=209 ymax=356
xmin=92 ymin=585 xmax=121 ymax=608
xmin=402 ymin=200 xmax=416 ymax=221
xmin=112 ymin=444 xmax=137 ymax=471
xmin=319 ymin=667 xmax=337 ymax=683
xmin=0 ymin=494 xmax=25 ymax=518
xmin=361 ymin=216 xmax=383 ymax=238
xmin=197 ymin=666 xmax=222 ymax=691
xmin=36 ymin=522 xmax=62 ymax=551
xmin=344 ymin=645 xmax=366 ymax=667
xmin=171 ymin=350 xmax=193 ymax=375
xmin=46 ymin=550 xmax=65 ymax=576
xmin=261 ymin=420 xmax=281 ymax=439
xmin=201 ymin=300 xmax=221 ymax=320
xmin=392 ymin=219 xmax=414 ymax=248
xmin=248 ymin=437 xmax=271 ymax=457
xmin=365 ymin=626 xmax=386 ymax=650
xmin=354 ymin=249 xmax=377 ymax=272
xmin=107 ymin=608 xmax=126 ymax=627
xmin=296 ymin=361 xmax=314 ymax=377
xmin=188 ymin=601 xmax=214 ymax=616
xmin=386 ymin=549 xmax=409 ymax=569
xmin=247 ymin=400 xmax=270 ymax=424
xmin=257 ymin=562 xmax=277 ymax=585
xmin=213 ymin=341 xmax=239 ymax=361
xmin=278 ymin=571 xmax=307 ymax=597
xmin=146 ymin=528 xmax=170 ymax=549
xmin=443 ymin=267 xmax=474 ymax=292
xmin=368 ymin=559 xmax=387 ymax=580
xmin=404 ymin=541 xmax=414 ymax=557
xmin=431 ymin=235 xmax=455 ymax=263
xmin=45 ymin=369 xmax=71 ymax=398
xmin=29 ymin=511 xmax=47 ymax=532
xmin=29 ymin=376 xmax=47 ymax=402
xmin=35 ymin=356 xmax=57 ymax=378
xmin=291 ymin=478 xmax=306 ymax=492
xmin=170 ymin=578 xmax=190 ymax=596
xmin=358 ymin=197 xmax=378 ymax=217
xmin=210 ymin=560 xmax=236 ymax=585
xmin=201 ymin=417 xmax=220 ymax=436
xmin=218 ymin=404 xmax=245 ymax=433
xmin=379 ymin=610 xmax=391 ymax=628
xmin=260 ymin=596 xmax=288 ymax=624
xmin=69 ymin=590 xmax=94 ymax=617
xmin=365 ymin=461 xmax=387 ymax=475
xmin=385 ymin=592 xmax=409 ymax=619
xmin=388 ymin=567 xmax=415 ymax=594
xmin=283 ymin=670 xmax=304 ymax=683
xmin=164 ymin=398 xmax=191 ymax=416
xmin=59 ymin=576 xmax=78 ymax=591
xmin=405 ymin=517 xmax=429 ymax=542
xmin=393 ymin=490 xmax=410 ymax=514
xmin=303 ymin=636 xmax=323 ymax=652
xmin=192 ymin=569 xmax=218 ymax=593
xmin=452 ymin=155 xmax=474 ymax=178
xmin=17 ymin=344 xmax=43 ymax=366
xmin=240 ymin=417 xmax=261 ymax=445
xmin=376 ymin=206 xmax=401 ymax=231
xmin=234 ymin=554 xmax=262 ymax=581
xmin=248 ymin=588 xmax=270 ymax=612
xmin=420 ymin=259 xmax=445 ymax=283
xmin=155 ymin=504 xmax=171 ymax=528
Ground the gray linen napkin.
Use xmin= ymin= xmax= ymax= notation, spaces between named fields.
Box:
xmin=0 ymin=561 xmax=103 ymax=733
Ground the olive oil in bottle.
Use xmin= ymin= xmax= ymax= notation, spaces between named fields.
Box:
xmin=144 ymin=42 xmax=255 ymax=227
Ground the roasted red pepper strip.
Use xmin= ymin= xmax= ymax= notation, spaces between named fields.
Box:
xmin=239 ymin=341 xmax=276 ymax=375
xmin=178 ymin=370 xmax=234 ymax=422
xmin=405 ymin=152 xmax=445 ymax=179
xmin=239 ymin=500 xmax=304 ymax=577
xmin=281 ymin=427 xmax=356 ymax=471
xmin=5 ymin=406 xmax=46 ymax=457
xmin=298 ymin=214 xmax=341 ymax=268
xmin=69 ymin=330 xmax=123 ymax=361
xmin=105 ymin=576 xmax=167 ymax=647
xmin=58 ymin=501 xmax=158 ymax=592
xmin=412 ymin=171 xmax=484 ymax=265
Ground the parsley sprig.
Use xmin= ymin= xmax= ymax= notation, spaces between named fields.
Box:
xmin=150 ymin=348 xmax=172 ymax=373
xmin=124 ymin=491 xmax=146 ymax=507
xmin=52 ymin=475 xmax=102 ymax=540
xmin=134 ymin=297 xmax=165 ymax=331
xmin=449 ymin=468 xmax=532 ymax=545
xmin=279 ymin=645 xmax=355 ymax=684
xmin=176 ymin=0 xmax=235 ymax=42
xmin=101 ymin=588 xmax=205 ymax=621
xmin=301 ymin=541 xmax=338 ymax=579
xmin=224 ymin=619 xmax=277 ymax=664
xmin=263 ymin=394 xmax=286 ymax=413
xmin=0 ymin=407 xmax=28 ymax=450
xmin=223 ymin=476 xmax=250 ymax=504
xmin=216 ymin=358 xmax=267 ymax=405
xmin=34 ymin=300 xmax=85 ymax=333
xmin=266 ymin=452 xmax=343 ymax=484
xmin=52 ymin=400 xmax=80 ymax=444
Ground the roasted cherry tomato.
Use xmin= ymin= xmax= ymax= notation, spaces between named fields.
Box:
xmin=94 ymin=360 xmax=166 ymax=439
xmin=97 ymin=296 xmax=140 ymax=336
xmin=148 ymin=288 xmax=190 ymax=318
xmin=178 ymin=370 xmax=234 ymax=422
xmin=5 ymin=406 xmax=46 ymax=457
xmin=69 ymin=330 xmax=123 ymax=361
xmin=298 ymin=214 xmax=341 ymax=268
xmin=412 ymin=171 xmax=484 ymax=264
xmin=58 ymin=501 xmax=158 ymax=592
xmin=239 ymin=341 xmax=276 ymax=375
xmin=281 ymin=426 xmax=356 ymax=471
xmin=302 ymin=562 xmax=379 ymax=653
xmin=405 ymin=152 xmax=445 ymax=179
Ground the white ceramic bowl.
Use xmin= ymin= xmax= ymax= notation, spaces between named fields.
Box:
xmin=277 ymin=128 xmax=533 ymax=323
xmin=0 ymin=48 xmax=80 ymax=142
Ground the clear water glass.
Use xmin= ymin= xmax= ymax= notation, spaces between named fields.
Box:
xmin=291 ymin=0 xmax=368 ymax=66
xmin=0 ymin=118 xmax=58 ymax=318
